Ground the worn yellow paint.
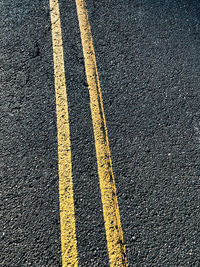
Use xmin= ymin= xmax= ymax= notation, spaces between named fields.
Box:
xmin=49 ymin=0 xmax=78 ymax=266
xmin=75 ymin=0 xmax=128 ymax=266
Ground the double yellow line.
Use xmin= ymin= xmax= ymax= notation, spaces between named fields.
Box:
xmin=50 ymin=0 xmax=127 ymax=266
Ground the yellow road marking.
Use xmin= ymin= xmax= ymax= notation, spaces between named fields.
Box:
xmin=75 ymin=0 xmax=128 ymax=266
xmin=49 ymin=0 xmax=78 ymax=266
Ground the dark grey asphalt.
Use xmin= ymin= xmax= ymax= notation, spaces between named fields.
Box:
xmin=1 ymin=0 xmax=200 ymax=266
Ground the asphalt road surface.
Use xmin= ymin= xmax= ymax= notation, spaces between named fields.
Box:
xmin=1 ymin=0 xmax=200 ymax=266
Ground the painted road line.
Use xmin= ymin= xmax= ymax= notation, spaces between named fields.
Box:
xmin=75 ymin=0 xmax=128 ymax=266
xmin=49 ymin=0 xmax=78 ymax=266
